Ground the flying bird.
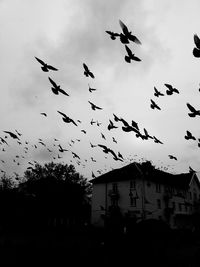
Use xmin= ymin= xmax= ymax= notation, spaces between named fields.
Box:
xmin=35 ymin=57 xmax=58 ymax=72
xmin=184 ymin=130 xmax=196 ymax=140
xmin=88 ymin=101 xmax=102 ymax=111
xmin=186 ymin=103 xmax=200 ymax=117
xmin=3 ymin=131 xmax=20 ymax=140
xmin=131 ymin=120 xmax=139 ymax=130
xmin=143 ymin=128 xmax=153 ymax=140
xmin=83 ymin=63 xmax=95 ymax=78
xmin=168 ymin=155 xmax=177 ymax=160
xmin=108 ymin=120 xmax=118 ymax=130
xmin=124 ymin=45 xmax=141 ymax=63
xmin=40 ymin=112 xmax=47 ymax=117
xmin=48 ymin=77 xmax=69 ymax=96
xmin=105 ymin=30 xmax=120 ymax=40
xmin=193 ymin=34 xmax=200 ymax=58
xmin=15 ymin=130 xmax=22 ymax=136
xmin=57 ymin=111 xmax=78 ymax=126
xmin=81 ymin=130 xmax=86 ymax=134
xmin=153 ymin=136 xmax=163 ymax=144
xmin=113 ymin=113 xmax=121 ymax=122
xmin=88 ymin=84 xmax=97 ymax=93
xmin=98 ymin=144 xmax=122 ymax=161
xmin=150 ymin=99 xmax=161 ymax=110
xmin=164 ymin=84 xmax=179 ymax=95
xmin=154 ymin=87 xmax=164 ymax=97
xmin=119 ymin=20 xmax=141 ymax=45
xmin=112 ymin=137 xmax=117 ymax=143
xmin=101 ymin=133 xmax=106 ymax=140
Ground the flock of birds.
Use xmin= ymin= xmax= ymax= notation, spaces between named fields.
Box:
xmin=0 ymin=20 xmax=200 ymax=182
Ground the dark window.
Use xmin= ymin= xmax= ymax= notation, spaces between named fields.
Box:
xmin=157 ymin=199 xmax=161 ymax=209
xmin=179 ymin=203 xmax=182 ymax=212
xmin=130 ymin=197 xmax=136 ymax=207
xmin=172 ymin=202 xmax=176 ymax=211
xmin=130 ymin=180 xmax=136 ymax=189
xmin=156 ymin=183 xmax=161 ymax=193
xmin=112 ymin=183 xmax=118 ymax=193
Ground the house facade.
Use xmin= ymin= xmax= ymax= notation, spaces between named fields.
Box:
xmin=90 ymin=161 xmax=200 ymax=230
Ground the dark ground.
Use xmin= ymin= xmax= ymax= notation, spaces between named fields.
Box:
xmin=0 ymin=227 xmax=200 ymax=266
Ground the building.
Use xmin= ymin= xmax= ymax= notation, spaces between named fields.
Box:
xmin=90 ymin=161 xmax=200 ymax=230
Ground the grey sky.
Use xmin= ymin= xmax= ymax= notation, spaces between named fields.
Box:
xmin=1 ymin=0 xmax=200 ymax=180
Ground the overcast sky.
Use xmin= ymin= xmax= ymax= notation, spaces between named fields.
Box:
xmin=1 ymin=0 xmax=200 ymax=181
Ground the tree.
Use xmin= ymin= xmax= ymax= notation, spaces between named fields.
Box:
xmin=20 ymin=162 xmax=92 ymax=229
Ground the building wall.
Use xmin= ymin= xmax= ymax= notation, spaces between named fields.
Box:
xmin=91 ymin=174 xmax=200 ymax=228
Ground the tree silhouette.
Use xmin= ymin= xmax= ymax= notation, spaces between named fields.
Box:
xmin=20 ymin=162 xmax=92 ymax=229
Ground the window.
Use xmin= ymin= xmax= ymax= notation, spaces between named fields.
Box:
xmin=157 ymin=199 xmax=161 ymax=209
xmin=179 ymin=203 xmax=182 ymax=212
xmin=156 ymin=183 xmax=161 ymax=193
xmin=130 ymin=197 xmax=136 ymax=207
xmin=130 ymin=180 xmax=136 ymax=189
xmin=172 ymin=202 xmax=176 ymax=211
xmin=189 ymin=192 xmax=192 ymax=199
xmin=112 ymin=183 xmax=118 ymax=193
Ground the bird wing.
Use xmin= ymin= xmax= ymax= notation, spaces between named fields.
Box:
xmin=58 ymin=88 xmax=69 ymax=96
xmin=194 ymin=34 xmax=200 ymax=49
xmin=186 ymin=103 xmax=196 ymax=113
xmin=164 ymin=83 xmax=173 ymax=90
xmin=57 ymin=110 xmax=67 ymax=118
xmin=47 ymin=65 xmax=58 ymax=71
xmin=98 ymin=144 xmax=107 ymax=150
xmin=48 ymin=77 xmax=57 ymax=87
xmin=119 ymin=20 xmax=129 ymax=35
xmin=129 ymin=35 xmax=142 ymax=45
xmin=83 ymin=63 xmax=89 ymax=72
xmin=4 ymin=131 xmax=19 ymax=139
xmin=125 ymin=45 xmax=132 ymax=57
xmin=193 ymin=47 xmax=200 ymax=58
xmin=35 ymin=57 xmax=45 ymax=66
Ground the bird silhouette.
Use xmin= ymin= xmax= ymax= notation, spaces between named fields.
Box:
xmin=15 ymin=130 xmax=22 ymax=136
xmin=193 ymin=34 xmax=200 ymax=57
xmin=153 ymin=136 xmax=163 ymax=144
xmin=108 ymin=120 xmax=118 ymax=130
xmin=90 ymin=118 xmax=96 ymax=125
xmin=124 ymin=45 xmax=141 ymax=63
xmin=88 ymin=84 xmax=97 ymax=93
xmin=35 ymin=57 xmax=58 ymax=72
xmin=83 ymin=63 xmax=95 ymax=78
xmin=143 ymin=128 xmax=153 ymax=140
xmin=164 ymin=84 xmax=179 ymax=95
xmin=58 ymin=144 xmax=68 ymax=153
xmin=3 ymin=131 xmax=20 ymax=140
xmin=98 ymin=144 xmax=122 ymax=161
xmin=101 ymin=133 xmax=106 ymax=140
xmin=113 ymin=113 xmax=121 ymax=122
xmin=168 ymin=155 xmax=177 ymax=160
xmin=112 ymin=137 xmax=117 ymax=143
xmin=184 ymin=130 xmax=196 ymax=140
xmin=105 ymin=30 xmax=120 ymax=40
xmin=40 ymin=112 xmax=47 ymax=117
xmin=119 ymin=20 xmax=141 ymax=45
xmin=90 ymin=142 xmax=96 ymax=148
xmin=0 ymin=137 xmax=8 ymax=145
xmin=186 ymin=103 xmax=200 ymax=117
xmin=57 ymin=111 xmax=77 ymax=126
xmin=72 ymin=152 xmax=80 ymax=159
xmin=131 ymin=120 xmax=139 ymax=130
xmin=48 ymin=77 xmax=69 ymax=96
xmin=81 ymin=130 xmax=86 ymax=134
xmin=154 ymin=87 xmax=164 ymax=97
xmin=150 ymin=99 xmax=161 ymax=110
xmin=88 ymin=101 xmax=102 ymax=110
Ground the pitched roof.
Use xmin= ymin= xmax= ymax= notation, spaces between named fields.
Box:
xmin=91 ymin=161 xmax=199 ymax=189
